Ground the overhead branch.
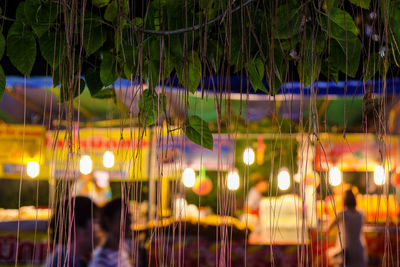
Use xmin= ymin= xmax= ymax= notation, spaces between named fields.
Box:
xmin=123 ymin=0 xmax=258 ymax=36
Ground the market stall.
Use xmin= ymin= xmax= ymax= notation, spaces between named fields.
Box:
xmin=146 ymin=132 xmax=310 ymax=266
xmin=0 ymin=125 xmax=154 ymax=266
xmin=311 ymin=133 xmax=400 ymax=266
xmin=0 ymin=124 xmax=50 ymax=266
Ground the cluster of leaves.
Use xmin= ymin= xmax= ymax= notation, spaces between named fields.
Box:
xmin=0 ymin=0 xmax=399 ymax=149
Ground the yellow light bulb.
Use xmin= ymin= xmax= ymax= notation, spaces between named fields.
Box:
xmin=80 ymin=155 xmax=93 ymax=175
xmin=243 ymin=147 xmax=255 ymax=165
xmin=27 ymin=161 xmax=40 ymax=178
xmin=278 ymin=169 xmax=290 ymax=190
xmin=182 ymin=168 xmax=196 ymax=188
xmin=374 ymin=165 xmax=385 ymax=186
xmin=329 ymin=167 xmax=342 ymax=187
xmin=103 ymin=151 xmax=115 ymax=168
xmin=227 ymin=171 xmax=240 ymax=191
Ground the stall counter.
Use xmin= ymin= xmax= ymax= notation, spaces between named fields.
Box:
xmin=311 ymin=224 xmax=400 ymax=267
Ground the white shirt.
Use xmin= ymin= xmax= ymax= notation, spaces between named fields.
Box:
xmin=89 ymin=247 xmax=132 ymax=267
xmin=246 ymin=187 xmax=262 ymax=212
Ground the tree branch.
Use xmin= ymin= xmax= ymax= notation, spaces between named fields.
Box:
xmin=123 ymin=0 xmax=258 ymax=36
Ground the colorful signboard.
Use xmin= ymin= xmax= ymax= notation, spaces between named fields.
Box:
xmin=315 ymin=134 xmax=398 ymax=172
xmin=0 ymin=220 xmax=49 ymax=267
xmin=46 ymin=128 xmax=150 ymax=180
xmin=0 ymin=125 xmax=45 ymax=165
xmin=157 ymin=135 xmax=235 ymax=177
xmin=0 ymin=125 xmax=46 ymax=179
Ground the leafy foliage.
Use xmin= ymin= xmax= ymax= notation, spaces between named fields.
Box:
xmin=6 ymin=24 xmax=36 ymax=77
xmin=85 ymin=68 xmax=104 ymax=96
xmin=184 ymin=115 xmax=213 ymax=151
xmin=0 ymin=0 xmax=397 ymax=149
xmin=138 ymin=89 xmax=166 ymax=127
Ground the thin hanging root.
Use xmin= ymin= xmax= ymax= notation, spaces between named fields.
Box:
xmin=390 ymin=29 xmax=400 ymax=67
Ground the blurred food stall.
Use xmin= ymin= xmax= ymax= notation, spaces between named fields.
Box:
xmin=0 ymin=124 xmax=49 ymax=266
xmin=312 ymin=133 xmax=400 ymax=266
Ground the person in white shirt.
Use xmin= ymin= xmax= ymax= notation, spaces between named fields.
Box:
xmin=245 ymin=175 xmax=268 ymax=216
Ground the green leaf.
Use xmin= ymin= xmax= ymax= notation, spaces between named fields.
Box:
xmin=7 ymin=23 xmax=24 ymax=36
xmin=322 ymin=8 xmax=359 ymax=40
xmin=92 ymin=88 xmax=115 ymax=99
xmin=348 ymin=0 xmax=370 ymax=9
xmin=248 ymin=56 xmax=266 ymax=92
xmin=84 ymin=12 xmax=104 ymax=27
xmin=144 ymin=59 xmax=160 ymax=90
xmin=119 ymin=42 xmax=137 ymax=79
xmin=162 ymin=52 xmax=174 ymax=80
xmin=0 ymin=66 xmax=5 ymax=100
xmin=143 ymin=38 xmax=162 ymax=89
xmin=298 ymin=56 xmax=321 ymax=87
xmin=91 ymin=0 xmax=111 ymax=7
xmin=169 ymin=35 xmax=183 ymax=60
xmin=231 ymin=35 xmax=243 ymax=73
xmin=188 ymin=52 xmax=201 ymax=93
xmin=199 ymin=0 xmax=212 ymax=10
xmin=85 ymin=68 xmax=104 ymax=96
xmin=39 ymin=31 xmax=66 ymax=68
xmin=16 ymin=2 xmax=26 ymax=22
xmin=104 ymin=0 xmax=129 ymax=23
xmin=321 ymin=58 xmax=339 ymax=84
xmin=269 ymin=45 xmax=287 ymax=94
xmin=324 ymin=0 xmax=338 ymax=8
xmin=0 ymin=32 xmax=5 ymax=59
xmin=207 ymin=40 xmax=223 ymax=72
xmin=24 ymin=0 xmax=58 ymax=37
xmin=275 ymin=3 xmax=301 ymax=39
xmin=330 ymin=38 xmax=361 ymax=77
xmin=100 ymin=51 xmax=117 ymax=86
xmin=104 ymin=1 xmax=117 ymax=22
xmin=138 ymin=90 xmax=166 ymax=127
xmin=132 ymin=17 xmax=143 ymax=27
xmin=121 ymin=46 xmax=137 ymax=79
xmin=7 ymin=25 xmax=36 ymax=76
xmin=184 ymin=115 xmax=213 ymax=151
xmin=297 ymin=31 xmax=324 ymax=87
xmin=364 ymin=53 xmax=379 ymax=82
xmin=52 ymin=67 xmax=60 ymax=87
xmin=83 ymin=25 xmax=107 ymax=56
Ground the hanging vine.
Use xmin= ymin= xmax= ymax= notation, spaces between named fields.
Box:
xmin=0 ymin=0 xmax=397 ymax=149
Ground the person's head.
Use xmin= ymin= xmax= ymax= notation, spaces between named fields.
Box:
xmin=251 ymin=173 xmax=268 ymax=194
xmin=100 ymin=198 xmax=131 ymax=240
xmin=343 ymin=189 xmax=357 ymax=209
xmin=50 ymin=196 xmax=99 ymax=261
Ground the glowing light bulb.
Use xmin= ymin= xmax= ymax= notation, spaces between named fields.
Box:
xmin=329 ymin=167 xmax=342 ymax=187
xmin=227 ymin=171 xmax=240 ymax=191
xmin=80 ymin=155 xmax=93 ymax=175
xmin=374 ymin=165 xmax=385 ymax=186
xmin=243 ymin=147 xmax=255 ymax=165
xmin=26 ymin=161 xmax=40 ymax=178
xmin=278 ymin=169 xmax=290 ymax=190
xmin=103 ymin=151 xmax=115 ymax=168
xmin=182 ymin=168 xmax=196 ymax=188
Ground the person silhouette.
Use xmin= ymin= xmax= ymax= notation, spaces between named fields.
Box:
xmin=45 ymin=196 xmax=99 ymax=267
xmin=327 ymin=189 xmax=367 ymax=267
xmin=89 ymin=198 xmax=132 ymax=267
